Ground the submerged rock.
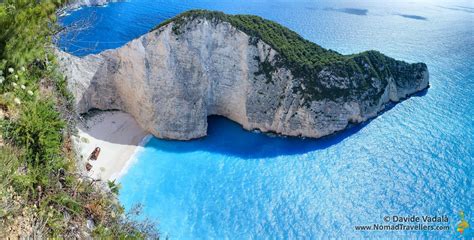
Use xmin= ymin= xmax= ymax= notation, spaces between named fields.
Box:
xmin=58 ymin=10 xmax=429 ymax=140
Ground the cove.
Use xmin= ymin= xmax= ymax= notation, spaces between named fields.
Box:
xmin=61 ymin=0 xmax=474 ymax=238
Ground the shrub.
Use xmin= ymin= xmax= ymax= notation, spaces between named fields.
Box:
xmin=9 ymin=100 xmax=64 ymax=165
xmin=0 ymin=1 xmax=160 ymax=238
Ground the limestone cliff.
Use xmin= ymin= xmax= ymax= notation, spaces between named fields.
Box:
xmin=58 ymin=10 xmax=429 ymax=140
xmin=63 ymin=0 xmax=118 ymax=10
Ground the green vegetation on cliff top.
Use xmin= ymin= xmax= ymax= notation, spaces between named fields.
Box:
xmin=154 ymin=10 xmax=427 ymax=103
xmin=154 ymin=10 xmax=344 ymax=71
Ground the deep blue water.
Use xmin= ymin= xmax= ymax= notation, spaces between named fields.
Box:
xmin=61 ymin=0 xmax=474 ymax=238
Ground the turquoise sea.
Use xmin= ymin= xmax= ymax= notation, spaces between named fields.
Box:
xmin=60 ymin=0 xmax=474 ymax=238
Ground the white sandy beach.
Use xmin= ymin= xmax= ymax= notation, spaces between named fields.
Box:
xmin=74 ymin=111 xmax=150 ymax=181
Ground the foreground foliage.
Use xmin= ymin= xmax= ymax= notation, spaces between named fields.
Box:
xmin=0 ymin=0 xmax=159 ymax=238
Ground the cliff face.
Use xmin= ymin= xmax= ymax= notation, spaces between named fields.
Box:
xmin=58 ymin=11 xmax=429 ymax=140
xmin=63 ymin=0 xmax=118 ymax=10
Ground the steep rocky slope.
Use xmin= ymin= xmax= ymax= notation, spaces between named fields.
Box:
xmin=63 ymin=0 xmax=118 ymax=10
xmin=58 ymin=10 xmax=429 ymax=140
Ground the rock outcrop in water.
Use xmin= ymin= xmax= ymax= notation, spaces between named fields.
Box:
xmin=58 ymin=10 xmax=429 ymax=140
xmin=64 ymin=0 xmax=118 ymax=10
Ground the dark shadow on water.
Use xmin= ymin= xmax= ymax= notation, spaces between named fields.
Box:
xmin=412 ymin=87 xmax=429 ymax=97
xmin=456 ymin=5 xmax=474 ymax=11
xmin=144 ymin=116 xmax=369 ymax=159
xmin=324 ymin=7 xmax=368 ymax=16
xmin=396 ymin=14 xmax=427 ymax=20
xmin=144 ymin=88 xmax=430 ymax=159
xmin=438 ymin=5 xmax=474 ymax=14
xmin=79 ymin=87 xmax=430 ymax=159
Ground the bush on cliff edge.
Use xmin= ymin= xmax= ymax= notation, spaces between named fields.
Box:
xmin=0 ymin=1 xmax=159 ymax=238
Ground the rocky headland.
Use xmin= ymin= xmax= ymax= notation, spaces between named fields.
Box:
xmin=62 ymin=0 xmax=118 ymax=10
xmin=58 ymin=10 xmax=429 ymax=140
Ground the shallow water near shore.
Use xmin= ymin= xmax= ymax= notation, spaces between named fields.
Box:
xmin=61 ymin=0 xmax=473 ymax=238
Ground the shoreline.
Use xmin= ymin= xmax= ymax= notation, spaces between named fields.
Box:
xmin=116 ymin=134 xmax=153 ymax=180
xmin=74 ymin=111 xmax=150 ymax=181
xmin=60 ymin=0 xmax=116 ymax=12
